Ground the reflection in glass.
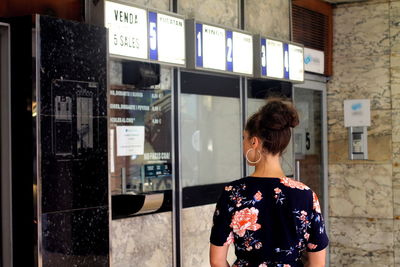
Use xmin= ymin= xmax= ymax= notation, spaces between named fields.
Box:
xmin=181 ymin=94 xmax=241 ymax=187
xmin=294 ymin=89 xmax=324 ymax=209
xmin=246 ymin=80 xmax=294 ymax=177
xmin=109 ymin=63 xmax=172 ymax=195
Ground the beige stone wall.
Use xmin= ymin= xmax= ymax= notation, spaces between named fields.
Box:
xmin=245 ymin=0 xmax=290 ymax=40
xmin=328 ymin=0 xmax=399 ymax=265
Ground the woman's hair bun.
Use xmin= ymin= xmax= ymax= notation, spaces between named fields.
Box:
xmin=258 ymin=98 xmax=299 ymax=131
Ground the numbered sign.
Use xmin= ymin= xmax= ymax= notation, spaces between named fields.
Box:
xmin=283 ymin=43 xmax=289 ymax=79
xmin=195 ymin=23 xmax=226 ymax=71
xmin=254 ymin=35 xmax=304 ymax=82
xmin=105 ymin=1 xmax=148 ymax=59
xmin=148 ymin=11 xmax=185 ymax=65
xmin=187 ymin=20 xmax=253 ymax=76
xmin=288 ymin=44 xmax=304 ymax=82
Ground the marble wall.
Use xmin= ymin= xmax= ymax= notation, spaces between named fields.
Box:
xmin=328 ymin=0 xmax=400 ymax=265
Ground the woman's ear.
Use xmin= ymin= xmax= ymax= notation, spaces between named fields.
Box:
xmin=251 ymin=137 xmax=260 ymax=149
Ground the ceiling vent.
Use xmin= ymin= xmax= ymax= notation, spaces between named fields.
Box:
xmin=292 ymin=0 xmax=333 ymax=76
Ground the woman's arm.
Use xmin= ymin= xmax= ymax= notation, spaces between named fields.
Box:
xmin=209 ymin=244 xmax=230 ymax=267
xmin=306 ymin=248 xmax=326 ymax=267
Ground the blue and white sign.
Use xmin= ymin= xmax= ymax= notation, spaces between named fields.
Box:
xmin=344 ymin=99 xmax=371 ymax=127
xmin=266 ymin=39 xmax=284 ymax=79
xmin=149 ymin=12 xmax=185 ymax=65
xmin=190 ymin=20 xmax=253 ymax=75
xmin=288 ymin=44 xmax=304 ymax=82
xmin=226 ymin=30 xmax=233 ymax=72
xmin=304 ymin=47 xmax=324 ymax=74
xmin=105 ymin=1 xmax=148 ymax=59
xmin=283 ymin=43 xmax=289 ymax=79
xmin=260 ymin=38 xmax=267 ymax=76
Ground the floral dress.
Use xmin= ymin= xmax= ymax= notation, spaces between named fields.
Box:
xmin=210 ymin=177 xmax=329 ymax=267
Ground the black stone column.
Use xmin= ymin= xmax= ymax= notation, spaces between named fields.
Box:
xmin=38 ymin=15 xmax=109 ymax=266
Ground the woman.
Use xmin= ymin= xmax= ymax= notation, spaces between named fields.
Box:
xmin=210 ymin=98 xmax=328 ymax=267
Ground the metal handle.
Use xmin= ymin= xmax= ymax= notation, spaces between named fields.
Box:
xmin=121 ymin=167 xmax=127 ymax=194
xmin=296 ymin=160 xmax=301 ymax=181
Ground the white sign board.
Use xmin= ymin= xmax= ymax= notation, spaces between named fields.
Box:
xmin=266 ymin=39 xmax=284 ymax=79
xmin=232 ymin=31 xmax=253 ymax=75
xmin=149 ymin=12 xmax=185 ymax=65
xmin=105 ymin=1 xmax=148 ymax=59
xmin=116 ymin=126 xmax=145 ymax=156
xmin=288 ymin=44 xmax=304 ymax=82
xmin=344 ymin=99 xmax=371 ymax=127
xmin=304 ymin=47 xmax=324 ymax=74
xmin=201 ymin=24 xmax=226 ymax=71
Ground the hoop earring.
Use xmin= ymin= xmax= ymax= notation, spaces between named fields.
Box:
xmin=246 ymin=148 xmax=262 ymax=164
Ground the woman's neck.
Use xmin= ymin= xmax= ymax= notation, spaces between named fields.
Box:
xmin=251 ymin=154 xmax=285 ymax=178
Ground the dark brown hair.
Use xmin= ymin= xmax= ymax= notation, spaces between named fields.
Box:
xmin=245 ymin=98 xmax=299 ymax=155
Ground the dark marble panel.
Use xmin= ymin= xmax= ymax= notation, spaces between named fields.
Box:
xmin=41 ymin=116 xmax=108 ymax=213
xmin=42 ymin=207 xmax=109 ymax=267
xmin=39 ymin=15 xmax=107 ymax=117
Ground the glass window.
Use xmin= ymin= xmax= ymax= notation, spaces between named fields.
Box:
xmin=180 ymin=72 xmax=241 ymax=187
xmin=109 ymin=60 xmax=173 ymax=195
xmin=246 ymin=79 xmax=294 ymax=177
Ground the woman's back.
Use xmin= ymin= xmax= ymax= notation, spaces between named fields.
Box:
xmin=210 ymin=176 xmax=328 ymax=267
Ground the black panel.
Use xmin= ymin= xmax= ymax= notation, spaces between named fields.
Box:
xmin=42 ymin=207 xmax=109 ymax=267
xmin=38 ymin=15 xmax=109 ymax=267
xmin=247 ymin=79 xmax=293 ymax=99
xmin=39 ymin=15 xmax=108 ymax=212
xmin=181 ymin=71 xmax=240 ymax=98
xmin=3 ymin=16 xmax=35 ymax=267
xmin=182 ymin=183 xmax=226 ymax=208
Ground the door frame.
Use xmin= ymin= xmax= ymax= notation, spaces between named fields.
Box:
xmin=293 ymin=72 xmax=329 ymax=266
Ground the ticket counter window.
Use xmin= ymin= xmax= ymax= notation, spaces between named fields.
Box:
xmin=246 ymin=80 xmax=294 ymax=177
xmin=180 ymin=72 xmax=241 ymax=205
xmin=109 ymin=61 xmax=173 ymax=196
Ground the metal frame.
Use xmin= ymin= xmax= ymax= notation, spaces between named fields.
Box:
xmin=293 ymin=72 xmax=329 ymax=267
xmin=0 ymin=22 xmax=12 ymax=267
xmin=35 ymin=15 xmax=44 ymax=267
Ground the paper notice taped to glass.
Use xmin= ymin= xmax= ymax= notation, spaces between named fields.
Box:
xmin=116 ymin=125 xmax=145 ymax=156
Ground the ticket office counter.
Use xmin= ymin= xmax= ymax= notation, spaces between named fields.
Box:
xmin=110 ymin=62 xmax=296 ymax=218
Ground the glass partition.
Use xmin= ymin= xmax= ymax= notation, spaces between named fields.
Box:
xmin=180 ymin=72 xmax=242 ymax=188
xmin=109 ymin=61 xmax=173 ymax=195
xmin=246 ymin=79 xmax=294 ymax=177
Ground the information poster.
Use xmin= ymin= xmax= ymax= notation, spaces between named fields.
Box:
xmin=116 ymin=125 xmax=145 ymax=156
xmin=232 ymin=31 xmax=253 ymax=75
xmin=266 ymin=39 xmax=284 ymax=79
xmin=105 ymin=1 xmax=148 ymax=59
xmin=149 ymin=12 xmax=185 ymax=65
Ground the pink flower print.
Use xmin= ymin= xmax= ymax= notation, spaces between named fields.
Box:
xmin=230 ymin=207 xmax=261 ymax=237
xmin=313 ymin=192 xmax=322 ymax=213
xmin=255 ymin=242 xmax=262 ymax=249
xmin=280 ymin=177 xmax=310 ymax=190
xmin=259 ymin=263 xmax=268 ymax=267
xmin=236 ymin=197 xmax=243 ymax=207
xmin=307 ymin=243 xmax=318 ymax=250
xmin=224 ymin=231 xmax=235 ymax=245
xmin=299 ymin=210 xmax=308 ymax=221
xmin=274 ymin=188 xmax=281 ymax=194
xmin=246 ymin=246 xmax=253 ymax=251
xmin=284 ymin=265 xmax=291 ymax=267
xmin=225 ymin=185 xmax=233 ymax=191
xmin=304 ymin=233 xmax=310 ymax=241
xmin=254 ymin=191 xmax=263 ymax=201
